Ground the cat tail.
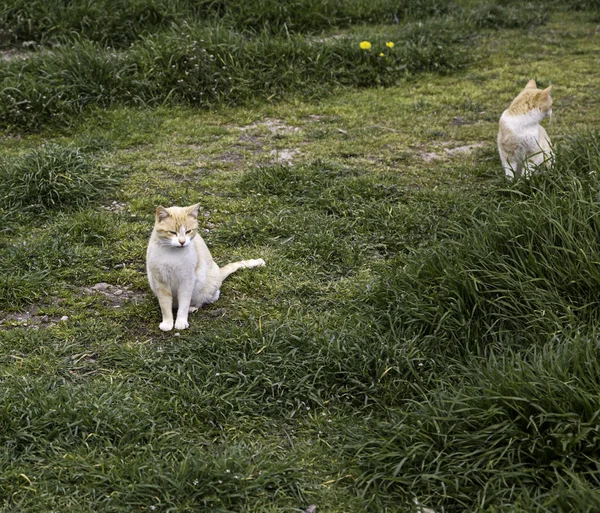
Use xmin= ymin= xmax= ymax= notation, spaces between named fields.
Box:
xmin=219 ymin=258 xmax=265 ymax=281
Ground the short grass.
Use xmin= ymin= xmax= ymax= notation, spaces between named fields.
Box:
xmin=1 ymin=3 xmax=600 ymax=513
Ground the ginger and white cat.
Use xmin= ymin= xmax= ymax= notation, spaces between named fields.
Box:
xmin=498 ymin=79 xmax=553 ymax=179
xmin=146 ymin=203 xmax=265 ymax=331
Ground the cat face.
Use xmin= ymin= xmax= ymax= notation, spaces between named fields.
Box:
xmin=153 ymin=204 xmax=200 ymax=248
xmin=507 ymin=79 xmax=553 ymax=118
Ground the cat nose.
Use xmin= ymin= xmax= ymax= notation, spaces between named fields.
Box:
xmin=178 ymin=239 xmax=185 ymax=246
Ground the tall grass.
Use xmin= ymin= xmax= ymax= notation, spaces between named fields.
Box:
xmin=0 ymin=0 xmax=456 ymax=47
xmin=0 ymin=17 xmax=473 ymax=130
xmin=2 ymin=0 xmax=587 ymax=49
xmin=216 ymin=0 xmax=456 ymax=34
xmin=0 ymin=143 xmax=118 ymax=213
xmin=341 ymin=132 xmax=600 ymax=511
xmin=0 ymin=0 xmax=570 ymax=131
xmin=0 ymin=0 xmax=184 ymax=47
xmin=464 ymin=2 xmax=549 ymax=29
xmin=346 ymin=334 xmax=600 ymax=511
xmin=2 ymin=0 xmax=592 ymax=48
xmin=0 ymin=143 xmax=120 ymax=308
xmin=367 ymin=132 xmax=600 ymax=352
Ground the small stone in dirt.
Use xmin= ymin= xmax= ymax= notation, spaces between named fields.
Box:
xmin=60 ymin=316 xmax=69 ymax=322
xmin=113 ymin=289 xmax=124 ymax=296
xmin=174 ymin=332 xmax=180 ymax=337
xmin=270 ymin=148 xmax=300 ymax=164
xmin=421 ymin=152 xmax=442 ymax=163
xmin=92 ymin=282 xmax=111 ymax=291
xmin=305 ymin=506 xmax=317 ymax=513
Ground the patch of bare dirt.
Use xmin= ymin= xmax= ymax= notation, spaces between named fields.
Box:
xmin=420 ymin=152 xmax=442 ymax=163
xmin=207 ymin=144 xmax=264 ymax=167
xmin=210 ymin=153 xmax=244 ymax=163
xmin=171 ymin=159 xmax=196 ymax=167
xmin=239 ymin=117 xmax=301 ymax=136
xmin=82 ymin=282 xmax=146 ymax=308
xmin=270 ymin=148 xmax=301 ymax=165
xmin=185 ymin=117 xmax=311 ymax=168
xmin=205 ymin=118 xmax=306 ymax=166
xmin=418 ymin=142 xmax=487 ymax=162
xmin=238 ymin=118 xmax=305 ymax=165
xmin=237 ymin=133 xmax=264 ymax=148
xmin=0 ymin=283 xmax=146 ymax=330
xmin=0 ymin=306 xmax=64 ymax=330
xmin=445 ymin=142 xmax=487 ymax=156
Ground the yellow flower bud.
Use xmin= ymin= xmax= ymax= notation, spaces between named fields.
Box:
xmin=359 ymin=41 xmax=372 ymax=50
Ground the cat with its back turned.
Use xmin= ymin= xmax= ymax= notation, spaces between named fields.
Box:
xmin=146 ymin=203 xmax=265 ymax=331
xmin=498 ymin=79 xmax=553 ymax=179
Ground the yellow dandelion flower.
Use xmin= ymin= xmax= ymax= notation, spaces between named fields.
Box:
xmin=359 ymin=41 xmax=372 ymax=50
xmin=379 ymin=52 xmax=384 ymax=57
xmin=385 ymin=41 xmax=395 ymax=48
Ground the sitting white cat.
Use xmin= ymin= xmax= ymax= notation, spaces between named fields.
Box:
xmin=146 ymin=203 xmax=265 ymax=331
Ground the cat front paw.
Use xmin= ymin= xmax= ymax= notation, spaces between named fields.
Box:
xmin=174 ymin=319 xmax=189 ymax=330
xmin=159 ymin=320 xmax=174 ymax=331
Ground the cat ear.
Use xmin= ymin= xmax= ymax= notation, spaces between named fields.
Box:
xmin=156 ymin=206 xmax=170 ymax=222
xmin=538 ymin=85 xmax=552 ymax=100
xmin=525 ymin=79 xmax=537 ymax=89
xmin=187 ymin=203 xmax=200 ymax=219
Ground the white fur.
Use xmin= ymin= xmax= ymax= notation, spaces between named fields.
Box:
xmin=498 ymin=108 xmax=553 ymax=178
xmin=147 ymin=224 xmax=265 ymax=331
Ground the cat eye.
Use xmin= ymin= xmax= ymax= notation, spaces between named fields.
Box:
xmin=185 ymin=230 xmax=192 ymax=234
xmin=168 ymin=231 xmax=177 ymax=235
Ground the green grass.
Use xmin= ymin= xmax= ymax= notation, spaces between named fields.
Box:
xmin=0 ymin=15 xmax=476 ymax=131
xmin=0 ymin=143 xmax=119 ymax=215
xmin=1 ymin=2 xmax=600 ymax=512
xmin=344 ymin=333 xmax=600 ymax=511
xmin=0 ymin=0 xmax=563 ymax=132
xmin=368 ymin=133 xmax=600 ymax=350
xmin=344 ymin=135 xmax=600 ymax=510
xmin=0 ymin=0 xmax=591 ymax=49
xmin=0 ymin=0 xmax=458 ymax=48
